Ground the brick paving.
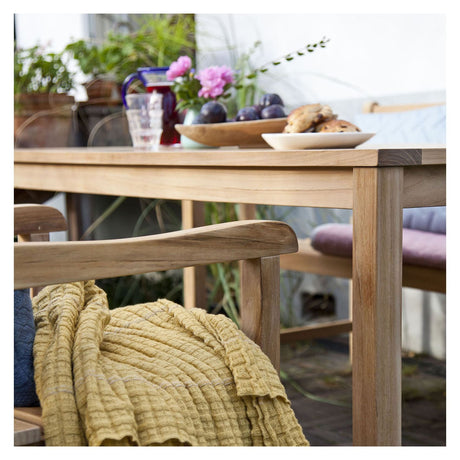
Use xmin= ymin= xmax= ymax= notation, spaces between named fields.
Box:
xmin=280 ymin=337 xmax=446 ymax=446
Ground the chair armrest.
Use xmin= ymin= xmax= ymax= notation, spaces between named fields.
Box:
xmin=14 ymin=220 xmax=298 ymax=289
xmin=14 ymin=204 xmax=67 ymax=236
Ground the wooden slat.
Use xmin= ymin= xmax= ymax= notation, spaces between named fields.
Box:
xmin=14 ymin=407 xmax=43 ymax=428
xmin=14 ymin=146 xmax=445 ymax=168
xmin=280 ymin=238 xmax=445 ymax=293
xmin=402 ymin=264 xmax=446 ymax=293
xmin=14 ymin=407 xmax=44 ymax=446
xmin=14 ymin=204 xmax=67 ymax=236
xmin=16 ymin=147 xmax=383 ymax=167
xmin=15 ymin=220 xmax=298 ymax=289
xmin=352 ymin=167 xmax=403 ymax=446
xmin=281 ymin=238 xmax=352 ymax=278
xmin=366 ymin=102 xmax=444 ymax=113
xmin=280 ymin=320 xmax=352 ymax=343
xmin=14 ymin=163 xmax=356 ymax=208
xmin=403 ymin=165 xmax=446 ymax=207
xmin=14 ymin=419 xmax=42 ymax=446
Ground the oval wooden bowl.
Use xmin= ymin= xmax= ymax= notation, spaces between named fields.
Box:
xmin=175 ymin=118 xmax=287 ymax=147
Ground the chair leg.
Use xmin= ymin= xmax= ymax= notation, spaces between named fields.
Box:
xmin=240 ymin=256 xmax=281 ymax=372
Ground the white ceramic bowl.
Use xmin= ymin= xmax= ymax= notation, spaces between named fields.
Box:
xmin=261 ymin=132 xmax=375 ymax=150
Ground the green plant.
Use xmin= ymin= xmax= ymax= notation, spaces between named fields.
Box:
xmin=64 ymin=40 xmax=106 ymax=79
xmin=65 ymin=14 xmax=196 ymax=84
xmin=230 ymin=40 xmax=263 ymax=111
xmin=231 ymin=37 xmax=330 ymax=107
xmin=14 ymin=44 xmax=75 ymax=94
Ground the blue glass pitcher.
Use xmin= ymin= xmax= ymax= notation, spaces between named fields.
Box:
xmin=122 ymin=67 xmax=181 ymax=145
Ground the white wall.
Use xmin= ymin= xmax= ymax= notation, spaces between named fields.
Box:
xmin=196 ymin=14 xmax=446 ymax=111
xmin=15 ymin=14 xmax=87 ymax=51
xmin=15 ymin=14 xmax=89 ymax=100
xmin=15 ymin=13 xmax=446 ymax=108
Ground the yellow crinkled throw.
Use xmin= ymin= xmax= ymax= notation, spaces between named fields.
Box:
xmin=32 ymin=281 xmax=308 ymax=446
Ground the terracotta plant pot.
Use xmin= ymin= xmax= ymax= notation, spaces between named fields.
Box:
xmin=14 ymin=93 xmax=75 ymax=147
xmin=84 ymin=79 xmax=121 ymax=101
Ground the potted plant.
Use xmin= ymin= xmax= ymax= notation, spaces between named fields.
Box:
xmin=63 ymin=39 xmax=117 ymax=100
xmin=14 ymin=43 xmax=76 ymax=146
xmin=65 ymin=14 xmax=196 ymax=100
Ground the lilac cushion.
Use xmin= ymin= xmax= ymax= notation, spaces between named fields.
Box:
xmin=311 ymin=223 xmax=446 ymax=270
xmin=403 ymin=207 xmax=446 ymax=234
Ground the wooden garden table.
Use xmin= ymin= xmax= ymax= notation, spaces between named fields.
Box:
xmin=14 ymin=145 xmax=446 ymax=446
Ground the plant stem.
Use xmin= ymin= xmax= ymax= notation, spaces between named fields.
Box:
xmin=80 ymin=196 xmax=126 ymax=240
xmin=280 ymin=369 xmax=350 ymax=408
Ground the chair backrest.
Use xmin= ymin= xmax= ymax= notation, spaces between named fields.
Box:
xmin=14 ymin=204 xmax=299 ymax=371
xmin=15 ymin=204 xmax=68 ymax=242
xmin=15 ymin=204 xmax=68 ymax=296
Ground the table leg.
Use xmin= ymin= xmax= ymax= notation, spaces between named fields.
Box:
xmin=352 ymin=167 xmax=403 ymax=446
xmin=239 ymin=203 xmax=256 ymax=220
xmin=65 ymin=193 xmax=81 ymax=241
xmin=181 ymin=200 xmax=207 ymax=309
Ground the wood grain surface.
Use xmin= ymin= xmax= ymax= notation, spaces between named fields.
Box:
xmin=15 ymin=220 xmax=298 ymax=289
xmin=175 ymin=117 xmax=287 ymax=147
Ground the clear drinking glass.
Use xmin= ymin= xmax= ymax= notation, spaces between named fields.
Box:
xmin=122 ymin=67 xmax=181 ymax=145
xmin=125 ymin=92 xmax=163 ymax=150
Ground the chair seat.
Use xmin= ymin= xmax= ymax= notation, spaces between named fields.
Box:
xmin=310 ymin=223 xmax=446 ymax=270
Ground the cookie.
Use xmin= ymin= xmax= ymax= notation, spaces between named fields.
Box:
xmin=315 ymin=119 xmax=361 ymax=133
xmin=283 ymin=104 xmax=336 ymax=133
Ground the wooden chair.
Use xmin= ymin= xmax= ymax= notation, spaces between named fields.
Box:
xmin=14 ymin=204 xmax=298 ymax=445
xmin=278 ymin=101 xmax=446 ymax=344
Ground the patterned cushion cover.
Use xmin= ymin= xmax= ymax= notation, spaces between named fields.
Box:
xmin=14 ymin=289 xmax=39 ymax=406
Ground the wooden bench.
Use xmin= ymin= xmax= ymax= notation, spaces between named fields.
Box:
xmin=279 ymin=101 xmax=446 ymax=344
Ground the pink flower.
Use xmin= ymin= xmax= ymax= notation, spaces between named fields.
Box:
xmin=196 ymin=65 xmax=234 ymax=99
xmin=166 ymin=56 xmax=192 ymax=80
xmin=219 ymin=66 xmax=234 ymax=84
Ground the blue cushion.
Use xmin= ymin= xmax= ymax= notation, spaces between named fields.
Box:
xmin=14 ymin=289 xmax=39 ymax=407
xmin=354 ymin=104 xmax=446 ymax=144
